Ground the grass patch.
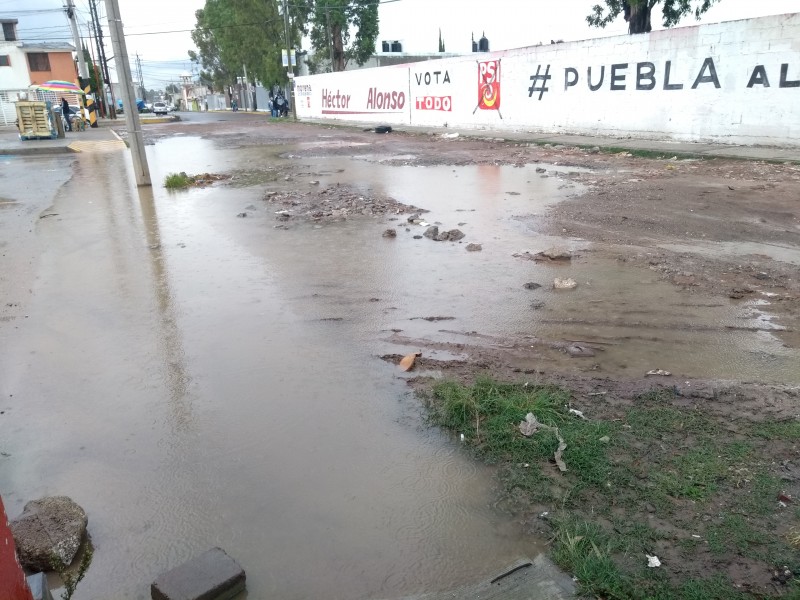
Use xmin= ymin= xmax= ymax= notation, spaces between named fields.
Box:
xmin=163 ymin=171 xmax=230 ymax=190
xmin=427 ymin=378 xmax=800 ymax=598
xmin=164 ymin=171 xmax=193 ymax=189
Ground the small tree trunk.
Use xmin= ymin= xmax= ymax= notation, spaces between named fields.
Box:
xmin=331 ymin=23 xmax=345 ymax=72
xmin=625 ymin=0 xmax=652 ymax=34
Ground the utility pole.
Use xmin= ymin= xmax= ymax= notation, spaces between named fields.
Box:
xmin=281 ymin=0 xmax=296 ymax=121
xmin=241 ymin=64 xmax=248 ymax=111
xmin=104 ymin=0 xmax=151 ymax=186
xmin=135 ymin=53 xmax=145 ymax=101
xmin=89 ymin=0 xmax=116 ymax=118
xmin=66 ymin=0 xmax=89 ymax=80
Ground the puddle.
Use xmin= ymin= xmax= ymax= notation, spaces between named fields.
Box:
xmin=0 ymin=143 xmax=540 ymax=600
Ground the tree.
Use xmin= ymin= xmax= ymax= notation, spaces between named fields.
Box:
xmin=587 ymin=0 xmax=720 ymax=34
xmin=301 ymin=0 xmax=379 ymax=72
xmin=189 ymin=0 xmax=287 ymax=93
xmin=438 ymin=28 xmax=445 ymax=53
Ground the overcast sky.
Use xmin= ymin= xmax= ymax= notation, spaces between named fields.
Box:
xmin=2 ymin=0 xmax=798 ymax=89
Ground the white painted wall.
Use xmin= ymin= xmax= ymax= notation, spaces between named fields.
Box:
xmin=295 ymin=13 xmax=800 ymax=146
xmin=0 ymin=44 xmax=33 ymax=90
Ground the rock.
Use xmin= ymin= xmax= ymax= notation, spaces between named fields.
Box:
xmin=566 ymin=343 xmax=595 ymax=357
xmin=151 ymin=548 xmax=246 ymax=600
xmin=413 ymin=235 xmax=423 ymax=239
xmin=435 ymin=230 xmax=451 ymax=241
xmin=538 ymin=247 xmax=572 ymax=261
xmin=599 ymin=436 xmax=611 ymax=444
xmin=523 ymin=282 xmax=542 ymax=290
xmin=10 ymin=496 xmax=87 ymax=571
xmin=423 ymin=225 xmax=439 ymax=240
xmin=589 ymin=146 xmax=600 ymax=154
xmin=535 ymin=167 xmax=547 ymax=173
xmin=382 ymin=228 xmax=397 ymax=238
xmin=447 ymin=229 xmax=465 ymax=241
xmin=645 ymin=503 xmax=656 ymax=513
xmin=407 ymin=213 xmax=420 ymax=223
xmin=236 ymin=212 xmax=247 ymax=218
xmin=466 ymin=243 xmax=482 ymax=252
xmin=553 ymin=278 xmax=578 ymax=290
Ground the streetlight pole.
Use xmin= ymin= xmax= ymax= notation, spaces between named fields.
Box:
xmin=104 ymin=0 xmax=151 ymax=186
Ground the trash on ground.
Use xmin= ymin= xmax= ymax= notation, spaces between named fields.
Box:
xmin=553 ymin=278 xmax=578 ymax=290
xmin=568 ymin=408 xmax=586 ymax=419
xmin=645 ymin=369 xmax=672 ymax=376
xmin=518 ymin=413 xmax=567 ymax=472
xmin=599 ymin=435 xmax=611 ymax=444
xmin=399 ymin=352 xmax=422 ymax=371
xmin=646 ymin=555 xmax=661 ymax=568
xmin=441 ymin=132 xmax=459 ymax=139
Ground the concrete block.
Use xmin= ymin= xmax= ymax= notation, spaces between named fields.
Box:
xmin=151 ymin=548 xmax=246 ymax=600
xmin=26 ymin=573 xmax=54 ymax=600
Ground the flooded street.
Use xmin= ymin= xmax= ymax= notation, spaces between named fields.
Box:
xmin=2 ymin=114 xmax=799 ymax=599
xmin=1 ymin=145 xmax=539 ymax=599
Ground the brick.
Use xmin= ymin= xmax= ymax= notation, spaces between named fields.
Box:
xmin=151 ymin=548 xmax=246 ymax=600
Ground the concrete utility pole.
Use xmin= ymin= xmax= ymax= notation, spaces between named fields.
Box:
xmin=281 ymin=0 xmax=296 ymax=121
xmin=104 ymin=0 xmax=151 ymax=186
xmin=242 ymin=64 xmax=249 ymax=111
xmin=66 ymin=0 xmax=89 ymax=80
xmin=89 ymin=0 xmax=116 ymax=118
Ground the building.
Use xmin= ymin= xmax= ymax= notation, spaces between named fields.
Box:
xmin=0 ymin=18 xmax=79 ymax=125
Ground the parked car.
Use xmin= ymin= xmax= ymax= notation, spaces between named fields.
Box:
xmin=153 ymin=101 xmax=168 ymax=116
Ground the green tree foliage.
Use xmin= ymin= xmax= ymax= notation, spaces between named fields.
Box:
xmin=438 ymin=28 xmax=445 ymax=52
xmin=300 ymin=0 xmax=379 ymax=72
xmin=189 ymin=0 xmax=287 ymax=91
xmin=587 ymin=0 xmax=720 ymax=34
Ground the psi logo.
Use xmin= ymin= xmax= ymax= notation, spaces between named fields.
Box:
xmin=477 ymin=60 xmax=501 ymax=114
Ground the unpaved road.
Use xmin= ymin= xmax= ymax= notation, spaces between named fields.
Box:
xmin=141 ymin=113 xmax=800 ymax=394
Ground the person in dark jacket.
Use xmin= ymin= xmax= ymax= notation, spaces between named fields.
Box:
xmin=61 ymin=97 xmax=72 ymax=132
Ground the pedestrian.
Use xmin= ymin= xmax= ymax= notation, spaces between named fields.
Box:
xmin=231 ymin=98 xmax=238 ymax=112
xmin=275 ymin=92 xmax=285 ymax=118
xmin=61 ymin=97 xmax=72 ymax=132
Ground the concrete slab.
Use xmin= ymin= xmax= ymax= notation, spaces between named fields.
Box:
xmin=383 ymin=555 xmax=575 ymax=600
xmin=151 ymin=547 xmax=246 ymax=600
xmin=26 ymin=573 xmax=54 ymax=600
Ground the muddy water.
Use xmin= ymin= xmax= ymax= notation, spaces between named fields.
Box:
xmin=0 ymin=144 xmax=537 ymax=600
xmin=3 ymin=134 xmax=798 ymax=599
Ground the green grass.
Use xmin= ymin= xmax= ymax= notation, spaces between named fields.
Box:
xmin=164 ymin=171 xmax=194 ymax=189
xmin=427 ymin=378 xmax=800 ymax=599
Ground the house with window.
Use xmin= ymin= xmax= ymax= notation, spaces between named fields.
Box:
xmin=0 ymin=18 xmax=78 ymax=124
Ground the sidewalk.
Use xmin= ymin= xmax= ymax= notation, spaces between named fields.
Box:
xmin=303 ymin=118 xmax=800 ymax=163
xmin=0 ymin=119 xmax=122 ymax=156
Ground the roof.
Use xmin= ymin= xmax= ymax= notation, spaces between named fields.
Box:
xmin=19 ymin=42 xmax=75 ymax=52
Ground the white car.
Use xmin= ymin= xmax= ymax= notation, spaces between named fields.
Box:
xmin=153 ymin=101 xmax=168 ymax=116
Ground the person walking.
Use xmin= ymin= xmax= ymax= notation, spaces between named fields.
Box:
xmin=61 ymin=97 xmax=72 ymax=132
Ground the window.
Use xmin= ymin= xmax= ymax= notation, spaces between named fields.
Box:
xmin=0 ymin=55 xmax=9 ymax=67
xmin=27 ymin=53 xmax=50 ymax=72
xmin=2 ymin=22 xmax=16 ymax=42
